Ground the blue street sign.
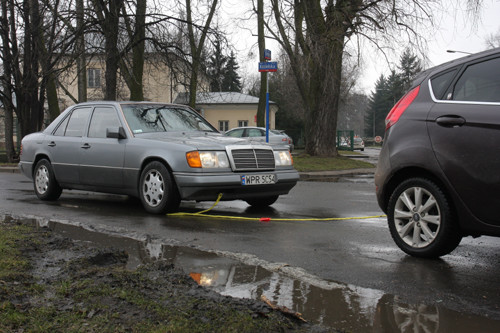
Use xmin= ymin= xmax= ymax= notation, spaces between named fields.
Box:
xmin=258 ymin=61 xmax=278 ymax=72
xmin=264 ymin=49 xmax=271 ymax=60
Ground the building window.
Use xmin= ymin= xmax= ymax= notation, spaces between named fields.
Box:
xmin=238 ymin=120 xmax=248 ymax=127
xmin=88 ymin=68 xmax=101 ymax=88
xmin=219 ymin=120 xmax=229 ymax=132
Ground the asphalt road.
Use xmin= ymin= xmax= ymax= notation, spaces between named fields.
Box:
xmin=1 ymin=164 xmax=500 ymax=330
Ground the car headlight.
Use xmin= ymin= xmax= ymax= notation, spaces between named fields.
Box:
xmin=274 ymin=150 xmax=293 ymax=166
xmin=186 ymin=151 xmax=230 ymax=168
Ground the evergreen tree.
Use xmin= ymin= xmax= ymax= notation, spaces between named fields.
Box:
xmin=398 ymin=48 xmax=422 ymax=91
xmin=222 ymin=51 xmax=242 ymax=92
xmin=365 ymin=75 xmax=394 ymax=138
xmin=206 ymin=40 xmax=228 ymax=92
xmin=365 ymin=49 xmax=423 ymax=138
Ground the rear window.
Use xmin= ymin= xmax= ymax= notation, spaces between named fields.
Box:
xmin=430 ymin=69 xmax=457 ymax=100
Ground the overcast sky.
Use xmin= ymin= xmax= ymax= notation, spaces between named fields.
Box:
xmin=358 ymin=0 xmax=500 ymax=93
xmin=224 ymin=0 xmax=500 ymax=95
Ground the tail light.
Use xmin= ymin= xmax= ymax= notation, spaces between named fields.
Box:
xmin=385 ymin=86 xmax=420 ymax=130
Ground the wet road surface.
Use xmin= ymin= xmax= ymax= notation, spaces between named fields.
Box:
xmin=1 ymin=170 xmax=500 ymax=332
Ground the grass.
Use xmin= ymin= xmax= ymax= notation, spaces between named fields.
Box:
xmin=292 ymin=151 xmax=375 ymax=172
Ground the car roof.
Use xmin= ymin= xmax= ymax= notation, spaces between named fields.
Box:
xmin=68 ymin=101 xmax=190 ymax=109
xmin=411 ymin=47 xmax=500 ymax=88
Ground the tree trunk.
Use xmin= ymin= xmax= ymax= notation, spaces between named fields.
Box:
xmin=98 ymin=0 xmax=123 ymax=101
xmin=0 ymin=0 xmax=18 ymax=162
xmin=18 ymin=0 xmax=44 ymax=137
xmin=76 ymin=0 xmax=87 ymax=102
xmin=45 ymin=73 xmax=60 ymax=122
xmin=256 ymin=0 xmax=267 ymax=127
xmin=128 ymin=0 xmax=146 ymax=101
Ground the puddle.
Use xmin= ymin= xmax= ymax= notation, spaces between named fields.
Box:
xmin=9 ymin=216 xmax=500 ymax=332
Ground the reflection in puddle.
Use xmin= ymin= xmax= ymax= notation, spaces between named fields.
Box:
xmin=10 ymin=216 xmax=500 ymax=333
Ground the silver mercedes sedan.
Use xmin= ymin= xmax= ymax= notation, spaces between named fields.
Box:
xmin=19 ymin=102 xmax=299 ymax=214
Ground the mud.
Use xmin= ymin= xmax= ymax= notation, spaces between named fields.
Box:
xmin=0 ymin=217 xmax=335 ymax=332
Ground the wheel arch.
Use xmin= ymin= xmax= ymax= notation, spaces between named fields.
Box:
xmin=137 ymin=157 xmax=178 ymax=191
xmin=32 ymin=154 xmax=51 ymax=177
xmin=383 ymin=167 xmax=458 ymax=219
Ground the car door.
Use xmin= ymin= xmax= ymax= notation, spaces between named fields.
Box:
xmin=247 ymin=128 xmax=266 ymax=143
xmin=427 ymin=56 xmax=500 ymax=225
xmin=79 ymin=106 xmax=126 ymax=188
xmin=49 ymin=107 xmax=92 ymax=185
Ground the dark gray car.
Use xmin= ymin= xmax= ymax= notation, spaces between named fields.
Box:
xmin=375 ymin=48 xmax=500 ymax=258
xmin=19 ymin=102 xmax=299 ymax=214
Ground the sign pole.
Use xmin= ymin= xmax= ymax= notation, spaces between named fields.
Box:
xmin=259 ymin=49 xmax=277 ymax=143
xmin=266 ymin=72 xmax=270 ymax=143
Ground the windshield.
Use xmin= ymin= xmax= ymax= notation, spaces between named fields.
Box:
xmin=121 ymin=104 xmax=217 ymax=134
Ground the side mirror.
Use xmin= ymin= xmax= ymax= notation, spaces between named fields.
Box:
xmin=106 ymin=127 xmax=127 ymax=139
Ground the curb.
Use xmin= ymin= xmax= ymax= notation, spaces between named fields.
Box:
xmin=0 ymin=167 xmax=19 ymax=174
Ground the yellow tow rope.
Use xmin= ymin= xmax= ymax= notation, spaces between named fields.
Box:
xmin=168 ymin=193 xmax=387 ymax=222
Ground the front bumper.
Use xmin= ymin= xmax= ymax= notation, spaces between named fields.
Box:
xmin=173 ymin=169 xmax=299 ymax=201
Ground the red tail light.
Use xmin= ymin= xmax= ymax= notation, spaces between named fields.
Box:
xmin=385 ymin=86 xmax=420 ymax=130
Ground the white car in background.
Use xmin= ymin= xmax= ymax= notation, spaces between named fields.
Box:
xmin=224 ymin=127 xmax=294 ymax=152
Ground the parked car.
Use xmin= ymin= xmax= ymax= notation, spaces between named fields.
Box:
xmin=19 ymin=102 xmax=299 ymax=214
xmin=353 ymin=137 xmax=365 ymax=151
xmin=375 ymin=48 xmax=500 ymax=258
xmin=224 ymin=127 xmax=294 ymax=151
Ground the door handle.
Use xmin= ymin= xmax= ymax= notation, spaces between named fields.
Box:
xmin=435 ymin=116 xmax=466 ymax=127
xmin=48 ymin=141 xmax=56 ymax=147
xmin=81 ymin=143 xmax=91 ymax=149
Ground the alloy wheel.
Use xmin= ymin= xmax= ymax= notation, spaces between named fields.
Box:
xmin=393 ymin=186 xmax=441 ymax=248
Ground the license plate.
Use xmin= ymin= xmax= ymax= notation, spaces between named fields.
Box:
xmin=241 ymin=174 xmax=276 ymax=185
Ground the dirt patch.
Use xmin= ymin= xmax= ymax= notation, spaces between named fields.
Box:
xmin=0 ymin=218 xmax=337 ymax=332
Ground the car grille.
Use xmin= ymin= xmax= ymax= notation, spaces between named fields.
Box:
xmin=230 ymin=148 xmax=275 ymax=170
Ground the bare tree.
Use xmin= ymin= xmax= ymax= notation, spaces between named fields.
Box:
xmin=263 ymin=1 xmax=463 ymax=157
xmin=485 ymin=29 xmax=500 ymax=49
xmin=185 ymin=0 xmax=219 ymax=108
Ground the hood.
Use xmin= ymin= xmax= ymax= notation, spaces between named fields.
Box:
xmin=136 ymin=131 xmax=252 ymax=150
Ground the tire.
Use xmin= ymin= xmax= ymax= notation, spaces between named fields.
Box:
xmin=139 ymin=161 xmax=180 ymax=214
xmin=245 ymin=195 xmax=279 ymax=208
xmin=33 ymin=159 xmax=62 ymax=201
xmin=387 ymin=177 xmax=462 ymax=258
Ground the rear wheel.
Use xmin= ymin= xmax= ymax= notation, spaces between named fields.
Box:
xmin=387 ymin=177 xmax=462 ymax=258
xmin=33 ymin=159 xmax=62 ymax=201
xmin=245 ymin=195 xmax=279 ymax=208
xmin=139 ymin=161 xmax=180 ymax=214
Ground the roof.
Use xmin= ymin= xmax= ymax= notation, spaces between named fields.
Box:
xmin=173 ymin=92 xmax=275 ymax=105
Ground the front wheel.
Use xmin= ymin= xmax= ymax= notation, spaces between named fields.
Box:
xmin=33 ymin=159 xmax=62 ymax=201
xmin=139 ymin=161 xmax=180 ymax=214
xmin=387 ymin=178 xmax=462 ymax=258
xmin=245 ymin=195 xmax=279 ymax=208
